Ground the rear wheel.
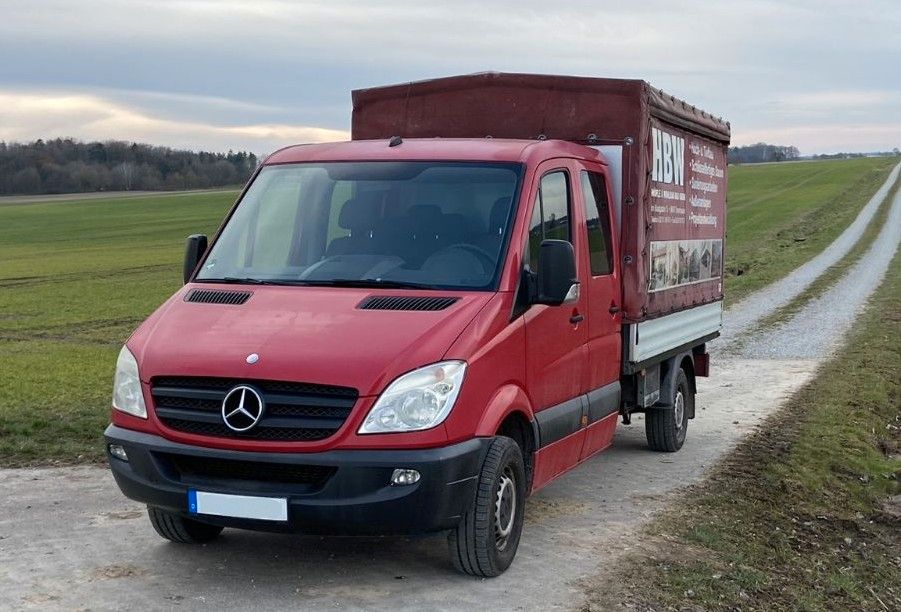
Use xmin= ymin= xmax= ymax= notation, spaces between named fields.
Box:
xmin=646 ymin=368 xmax=692 ymax=452
xmin=448 ymin=436 xmax=526 ymax=577
xmin=147 ymin=507 xmax=223 ymax=544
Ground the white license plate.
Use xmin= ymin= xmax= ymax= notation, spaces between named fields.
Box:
xmin=188 ymin=489 xmax=288 ymax=522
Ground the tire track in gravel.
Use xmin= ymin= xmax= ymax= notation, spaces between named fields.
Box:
xmin=721 ymin=161 xmax=900 ymax=343
xmin=740 ymin=176 xmax=901 ymax=358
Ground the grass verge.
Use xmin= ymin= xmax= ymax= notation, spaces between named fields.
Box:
xmin=581 ymin=247 xmax=901 ymax=611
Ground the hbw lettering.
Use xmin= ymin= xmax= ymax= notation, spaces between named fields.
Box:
xmin=651 ymin=127 xmax=685 ymax=186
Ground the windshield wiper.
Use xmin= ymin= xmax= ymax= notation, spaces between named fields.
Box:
xmin=199 ymin=277 xmax=437 ymax=289
xmin=200 ymin=277 xmax=301 ymax=286
xmin=301 ymin=278 xmax=439 ymax=290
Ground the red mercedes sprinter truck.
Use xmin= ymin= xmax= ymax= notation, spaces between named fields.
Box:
xmin=106 ymin=73 xmax=729 ymax=576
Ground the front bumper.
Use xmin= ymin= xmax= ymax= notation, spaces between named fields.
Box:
xmin=105 ymin=425 xmax=490 ymax=535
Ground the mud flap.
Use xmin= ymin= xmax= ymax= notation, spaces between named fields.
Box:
xmin=647 ymin=352 xmax=694 ymax=419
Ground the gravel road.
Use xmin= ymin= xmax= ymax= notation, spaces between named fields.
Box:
xmin=741 ymin=176 xmax=901 ymax=358
xmin=721 ymin=161 xmax=899 ymax=342
xmin=2 ymin=172 xmax=897 ymax=610
xmin=0 ymin=360 xmax=819 ymax=611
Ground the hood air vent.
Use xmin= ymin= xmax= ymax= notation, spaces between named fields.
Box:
xmin=185 ymin=289 xmax=252 ymax=305
xmin=358 ymin=296 xmax=459 ymax=311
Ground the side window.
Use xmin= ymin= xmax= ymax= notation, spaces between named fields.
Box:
xmin=580 ymin=171 xmax=614 ymax=275
xmin=527 ymin=171 xmax=571 ymax=272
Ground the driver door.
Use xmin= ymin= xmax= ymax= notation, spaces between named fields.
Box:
xmin=523 ymin=161 xmax=589 ymax=487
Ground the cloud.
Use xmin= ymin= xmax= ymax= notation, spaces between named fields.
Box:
xmin=765 ymin=90 xmax=898 ymax=116
xmin=0 ymin=91 xmax=349 ymax=154
xmin=0 ymin=1 xmax=898 ymax=153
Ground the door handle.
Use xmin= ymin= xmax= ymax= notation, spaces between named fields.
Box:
xmin=569 ymin=313 xmax=585 ymax=324
xmin=608 ymin=304 xmax=621 ymax=315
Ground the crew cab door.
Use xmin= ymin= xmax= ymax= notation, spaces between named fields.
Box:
xmin=522 ymin=162 xmax=589 ymax=487
xmin=575 ymin=163 xmax=622 ymax=459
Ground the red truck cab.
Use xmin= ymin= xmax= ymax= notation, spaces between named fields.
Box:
xmin=106 ymin=73 xmax=729 ymax=576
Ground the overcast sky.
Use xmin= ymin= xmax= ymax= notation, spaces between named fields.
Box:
xmin=1 ymin=0 xmax=899 ymax=155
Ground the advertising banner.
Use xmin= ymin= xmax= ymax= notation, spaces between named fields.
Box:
xmin=645 ymin=119 xmax=727 ymax=296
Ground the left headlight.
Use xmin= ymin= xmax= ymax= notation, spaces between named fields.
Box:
xmin=112 ymin=345 xmax=147 ymax=419
xmin=358 ymin=361 xmax=466 ymax=434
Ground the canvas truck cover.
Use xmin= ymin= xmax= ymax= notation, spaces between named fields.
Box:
xmin=351 ymin=72 xmax=730 ymax=321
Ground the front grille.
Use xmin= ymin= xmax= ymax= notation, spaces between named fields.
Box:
xmin=162 ymin=453 xmax=336 ymax=487
xmin=151 ymin=376 xmax=358 ymax=442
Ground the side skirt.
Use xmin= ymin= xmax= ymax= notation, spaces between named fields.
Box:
xmin=530 ymin=412 xmax=618 ymax=494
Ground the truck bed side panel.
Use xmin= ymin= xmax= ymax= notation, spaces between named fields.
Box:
xmin=629 ymin=117 xmax=728 ymax=321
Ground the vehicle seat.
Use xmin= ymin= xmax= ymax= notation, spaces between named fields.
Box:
xmin=326 ymin=193 xmax=382 ymax=256
xmin=438 ymin=213 xmax=470 ymax=248
xmin=401 ymin=205 xmax=443 ymax=265
xmin=475 ymin=197 xmax=510 ymax=253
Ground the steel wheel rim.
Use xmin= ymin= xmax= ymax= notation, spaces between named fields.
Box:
xmin=674 ymin=390 xmax=685 ymax=430
xmin=494 ymin=466 xmax=516 ymax=551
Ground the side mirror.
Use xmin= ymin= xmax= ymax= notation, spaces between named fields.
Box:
xmin=535 ymin=239 xmax=579 ymax=306
xmin=183 ymin=234 xmax=208 ymax=284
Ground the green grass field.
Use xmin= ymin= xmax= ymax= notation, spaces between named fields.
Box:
xmin=0 ymin=190 xmax=238 ymax=463
xmin=0 ymin=156 xmax=896 ymax=465
xmin=725 ymin=157 xmax=897 ymax=302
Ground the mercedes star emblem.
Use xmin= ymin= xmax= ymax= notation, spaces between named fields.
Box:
xmin=221 ymin=385 xmax=265 ymax=432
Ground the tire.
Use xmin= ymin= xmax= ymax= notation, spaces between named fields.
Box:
xmin=646 ymin=367 xmax=692 ymax=452
xmin=147 ymin=506 xmax=224 ymax=544
xmin=448 ymin=436 xmax=526 ymax=577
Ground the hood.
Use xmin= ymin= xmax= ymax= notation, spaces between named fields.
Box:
xmin=130 ymin=284 xmax=493 ymax=396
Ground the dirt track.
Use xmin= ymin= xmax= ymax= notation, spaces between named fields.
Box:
xmin=1 ymin=173 xmax=899 ymax=610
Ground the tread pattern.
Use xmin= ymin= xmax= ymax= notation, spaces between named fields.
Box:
xmin=147 ymin=507 xmax=223 ymax=544
xmin=646 ymin=369 xmax=691 ymax=452
xmin=449 ymin=436 xmax=524 ymax=577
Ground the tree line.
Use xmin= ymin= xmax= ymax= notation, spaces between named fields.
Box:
xmin=728 ymin=143 xmax=800 ymax=164
xmin=0 ymin=139 xmax=259 ymax=195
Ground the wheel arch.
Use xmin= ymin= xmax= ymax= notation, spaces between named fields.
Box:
xmin=473 ymin=384 xmax=537 ymax=489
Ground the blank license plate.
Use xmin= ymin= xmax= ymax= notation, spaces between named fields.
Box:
xmin=188 ymin=489 xmax=288 ymax=521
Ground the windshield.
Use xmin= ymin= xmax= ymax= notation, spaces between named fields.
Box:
xmin=197 ymin=162 xmax=522 ymax=290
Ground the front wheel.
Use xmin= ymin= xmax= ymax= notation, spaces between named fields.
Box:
xmin=147 ymin=507 xmax=224 ymax=544
xmin=645 ymin=367 xmax=692 ymax=452
xmin=448 ymin=436 xmax=526 ymax=577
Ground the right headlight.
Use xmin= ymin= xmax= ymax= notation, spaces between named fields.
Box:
xmin=358 ymin=361 xmax=466 ymax=434
xmin=112 ymin=345 xmax=147 ymax=419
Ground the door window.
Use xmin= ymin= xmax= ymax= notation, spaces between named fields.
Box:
xmin=580 ymin=171 xmax=614 ymax=276
xmin=527 ymin=171 xmax=571 ymax=272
